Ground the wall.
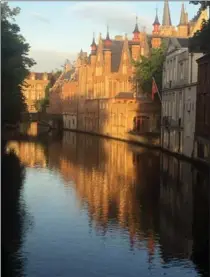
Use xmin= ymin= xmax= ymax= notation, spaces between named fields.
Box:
xmin=183 ymin=85 xmax=197 ymax=157
xmin=22 ymin=74 xmax=49 ymax=113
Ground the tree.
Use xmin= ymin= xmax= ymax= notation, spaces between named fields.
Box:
xmin=34 ymin=70 xmax=62 ymax=112
xmin=1 ymin=2 xmax=36 ymax=127
xmin=133 ymin=43 xmax=166 ymax=98
xmin=189 ymin=1 xmax=210 ymax=53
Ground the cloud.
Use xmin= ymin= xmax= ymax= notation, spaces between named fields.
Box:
xmin=29 ymin=49 xmax=77 ymax=72
xmin=31 ymin=12 xmax=50 ymax=24
xmin=68 ymin=2 xmax=153 ymax=34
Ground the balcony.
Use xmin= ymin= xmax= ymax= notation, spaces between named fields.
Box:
xmin=162 ymin=116 xmax=183 ymax=129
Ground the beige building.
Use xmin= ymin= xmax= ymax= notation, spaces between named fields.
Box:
xmin=22 ymin=72 xmax=51 ymax=113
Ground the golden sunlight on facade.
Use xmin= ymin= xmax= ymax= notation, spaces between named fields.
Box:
xmin=22 ymin=72 xmax=51 ymax=113
xmin=46 ymin=1 xmax=206 ymax=144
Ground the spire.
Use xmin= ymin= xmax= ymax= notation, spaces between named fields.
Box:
xmin=153 ymin=8 xmax=160 ymax=25
xmin=90 ymin=32 xmax=97 ymax=54
xmin=179 ymin=3 xmax=186 ymax=25
xmin=105 ymin=25 xmax=112 ymax=47
xmin=106 ymin=25 xmax=111 ymax=40
xmin=162 ymin=0 xmax=172 ymax=26
xmin=133 ymin=16 xmax=140 ymax=33
xmin=90 ymin=32 xmax=96 ymax=47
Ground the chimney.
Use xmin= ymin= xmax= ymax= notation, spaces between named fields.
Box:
xmin=115 ymin=35 xmax=123 ymax=41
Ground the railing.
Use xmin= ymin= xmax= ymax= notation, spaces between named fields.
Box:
xmin=162 ymin=116 xmax=182 ymax=128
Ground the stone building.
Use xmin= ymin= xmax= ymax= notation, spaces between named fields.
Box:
xmin=161 ymin=37 xmax=202 ymax=157
xmin=47 ymin=1 xmax=206 ymax=143
xmin=151 ymin=1 xmax=208 ymax=48
xmin=193 ymin=54 xmax=210 ymax=164
xmin=22 ymin=72 xmax=51 ymax=113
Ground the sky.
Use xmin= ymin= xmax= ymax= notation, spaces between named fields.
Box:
xmin=9 ymin=1 xmax=199 ymax=72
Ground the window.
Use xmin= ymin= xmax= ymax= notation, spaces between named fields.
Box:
xmin=180 ymin=62 xmax=184 ymax=80
xmin=122 ymin=64 xmax=127 ymax=75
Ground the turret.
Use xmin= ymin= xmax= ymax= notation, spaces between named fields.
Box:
xmin=104 ymin=26 xmax=111 ymax=73
xmin=151 ymin=9 xmax=161 ymax=49
xmin=90 ymin=33 xmax=97 ymax=54
xmin=132 ymin=16 xmax=140 ymax=41
xmin=153 ymin=8 xmax=160 ymax=33
xmin=104 ymin=25 xmax=112 ymax=48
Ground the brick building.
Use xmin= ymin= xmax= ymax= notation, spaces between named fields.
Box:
xmin=47 ymin=1 xmax=206 ymax=143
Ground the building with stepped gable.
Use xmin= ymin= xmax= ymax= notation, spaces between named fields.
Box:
xmin=47 ymin=1 xmax=207 ymax=145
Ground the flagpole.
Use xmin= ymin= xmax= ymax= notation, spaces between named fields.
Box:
xmin=152 ymin=76 xmax=165 ymax=117
xmin=152 ymin=77 xmax=162 ymax=103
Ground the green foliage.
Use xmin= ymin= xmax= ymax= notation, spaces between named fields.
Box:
xmin=189 ymin=1 xmax=210 ymax=53
xmin=133 ymin=43 xmax=166 ymax=96
xmin=1 ymin=2 xmax=36 ymax=126
xmin=35 ymin=70 xmax=62 ymax=112
xmin=190 ymin=1 xmax=210 ymax=9
xmin=34 ymin=98 xmax=49 ymax=113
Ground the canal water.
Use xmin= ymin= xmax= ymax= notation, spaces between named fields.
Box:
xmin=2 ymin=128 xmax=209 ymax=277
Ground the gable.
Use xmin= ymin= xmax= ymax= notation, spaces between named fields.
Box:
xmin=166 ymin=38 xmax=179 ymax=54
xmin=190 ymin=9 xmax=208 ymax=37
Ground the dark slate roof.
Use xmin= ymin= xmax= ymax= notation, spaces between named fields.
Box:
xmin=153 ymin=14 xmax=160 ymax=25
xmin=162 ymin=0 xmax=172 ymax=26
xmin=177 ymin=38 xmax=189 ymax=48
xmin=102 ymin=39 xmax=124 ymax=72
xmin=133 ymin=23 xmax=140 ymax=34
xmin=90 ymin=37 xmax=96 ymax=47
xmin=115 ymin=92 xmax=134 ymax=99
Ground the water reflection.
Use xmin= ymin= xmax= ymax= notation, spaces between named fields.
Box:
xmin=5 ymin=131 xmax=209 ymax=277
xmin=2 ymin=147 xmax=27 ymax=277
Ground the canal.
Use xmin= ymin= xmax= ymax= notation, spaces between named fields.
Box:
xmin=2 ymin=129 xmax=209 ymax=277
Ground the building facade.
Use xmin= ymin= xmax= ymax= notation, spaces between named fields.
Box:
xmin=193 ymin=54 xmax=210 ymax=164
xmin=161 ymin=37 xmax=202 ymax=158
xmin=47 ymin=1 xmax=206 ymax=144
xmin=22 ymin=72 xmax=51 ymax=113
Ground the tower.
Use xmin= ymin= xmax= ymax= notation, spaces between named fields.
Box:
xmin=90 ymin=33 xmax=97 ymax=54
xmin=162 ymin=0 xmax=172 ymax=26
xmin=132 ymin=17 xmax=141 ymax=61
xmin=177 ymin=3 xmax=189 ymax=37
xmin=90 ymin=33 xmax=97 ymax=66
xmin=132 ymin=16 xmax=140 ymax=42
xmin=104 ymin=25 xmax=112 ymax=48
xmin=104 ymin=28 xmax=112 ymax=74
xmin=151 ymin=8 xmax=161 ymax=48
xmin=160 ymin=0 xmax=175 ymax=36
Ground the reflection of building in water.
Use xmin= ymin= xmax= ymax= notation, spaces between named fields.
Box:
xmin=48 ymin=132 xmax=160 ymax=253
xmin=159 ymin=153 xmax=195 ymax=261
xmin=7 ymin=141 xmax=46 ymax=168
xmin=20 ymin=122 xmax=38 ymax=137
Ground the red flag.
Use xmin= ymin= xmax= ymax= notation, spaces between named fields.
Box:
xmin=152 ymin=78 xmax=158 ymax=100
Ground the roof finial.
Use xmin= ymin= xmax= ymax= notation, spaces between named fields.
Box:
xmin=153 ymin=5 xmax=160 ymax=26
xmin=133 ymin=15 xmax=140 ymax=34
